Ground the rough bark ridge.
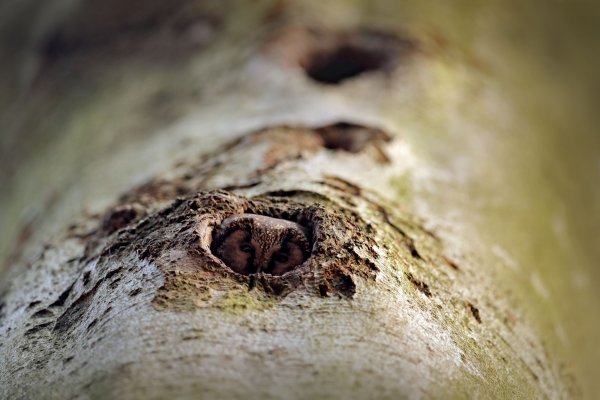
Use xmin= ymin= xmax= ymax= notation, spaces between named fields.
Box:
xmin=0 ymin=0 xmax=588 ymax=399
xmin=1 ymin=124 xmax=570 ymax=398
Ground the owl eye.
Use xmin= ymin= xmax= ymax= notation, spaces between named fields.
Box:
xmin=240 ymin=243 xmax=253 ymax=253
xmin=273 ymin=252 xmax=289 ymax=263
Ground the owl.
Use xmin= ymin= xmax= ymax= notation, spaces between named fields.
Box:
xmin=211 ymin=213 xmax=310 ymax=276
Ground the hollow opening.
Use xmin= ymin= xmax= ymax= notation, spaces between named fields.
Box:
xmin=209 ymin=213 xmax=312 ymax=277
xmin=267 ymin=26 xmax=415 ymax=85
xmin=315 ymin=122 xmax=391 ymax=152
xmin=304 ymin=44 xmax=389 ymax=84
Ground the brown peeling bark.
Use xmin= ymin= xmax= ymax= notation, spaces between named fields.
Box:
xmin=0 ymin=1 xmax=591 ymax=399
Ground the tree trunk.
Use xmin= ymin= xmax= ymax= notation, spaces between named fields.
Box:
xmin=1 ymin=1 xmax=598 ymax=399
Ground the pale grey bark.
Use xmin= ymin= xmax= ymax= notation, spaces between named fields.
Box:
xmin=1 ymin=1 xmax=599 ymax=399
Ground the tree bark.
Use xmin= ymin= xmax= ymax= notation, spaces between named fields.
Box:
xmin=1 ymin=1 xmax=598 ymax=399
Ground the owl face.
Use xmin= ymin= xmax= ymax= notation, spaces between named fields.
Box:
xmin=211 ymin=214 xmax=310 ymax=276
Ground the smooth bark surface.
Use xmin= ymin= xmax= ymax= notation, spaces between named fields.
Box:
xmin=1 ymin=1 xmax=599 ymax=399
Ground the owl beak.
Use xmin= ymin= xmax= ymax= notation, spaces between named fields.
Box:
xmin=253 ymin=254 xmax=268 ymax=273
